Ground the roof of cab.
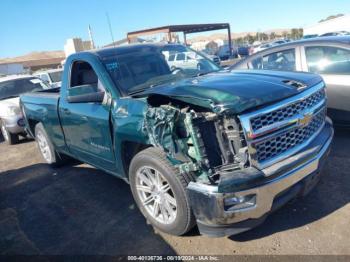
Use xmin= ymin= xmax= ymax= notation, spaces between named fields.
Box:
xmin=94 ymin=43 xmax=183 ymax=58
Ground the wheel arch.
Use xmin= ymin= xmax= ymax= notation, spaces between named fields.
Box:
xmin=120 ymin=140 xmax=152 ymax=181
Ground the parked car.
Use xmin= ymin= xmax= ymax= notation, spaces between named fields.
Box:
xmin=21 ymin=43 xmax=333 ymax=237
xmin=230 ymin=36 xmax=350 ymax=126
xmin=167 ymin=51 xmax=204 ymax=70
xmin=198 ymin=51 xmax=221 ymax=66
xmin=320 ymin=31 xmax=350 ymax=37
xmin=237 ymin=46 xmax=250 ymax=57
xmin=302 ymin=34 xmax=319 ymax=39
xmin=34 ymin=68 xmax=63 ymax=88
xmin=217 ymin=44 xmax=238 ymax=60
xmin=0 ymin=75 xmax=49 ymax=144
xmin=252 ymin=40 xmax=287 ymax=54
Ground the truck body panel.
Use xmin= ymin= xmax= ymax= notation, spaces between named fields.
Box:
xmin=135 ymin=70 xmax=322 ymax=114
xmin=20 ymin=43 xmax=334 ymax=237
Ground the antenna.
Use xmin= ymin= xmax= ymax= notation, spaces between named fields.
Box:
xmin=88 ymin=25 xmax=96 ymax=49
xmin=106 ymin=12 xmax=115 ymax=47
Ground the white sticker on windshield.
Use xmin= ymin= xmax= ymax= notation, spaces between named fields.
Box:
xmin=106 ymin=62 xmax=118 ymax=71
xmin=30 ymin=79 xmax=41 ymax=84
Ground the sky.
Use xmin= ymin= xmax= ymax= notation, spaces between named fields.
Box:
xmin=1 ymin=0 xmax=350 ymax=58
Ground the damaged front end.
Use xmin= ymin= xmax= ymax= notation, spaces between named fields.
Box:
xmin=142 ymin=96 xmax=250 ymax=185
xmin=140 ymin=83 xmax=333 ymax=237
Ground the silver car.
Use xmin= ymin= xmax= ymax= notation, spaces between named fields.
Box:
xmin=230 ymin=36 xmax=350 ymax=126
xmin=0 ymin=75 xmax=49 ymax=144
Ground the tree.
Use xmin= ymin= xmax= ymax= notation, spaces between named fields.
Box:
xmin=291 ymin=28 xmax=299 ymax=39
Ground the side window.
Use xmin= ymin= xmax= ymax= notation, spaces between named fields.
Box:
xmin=176 ymin=53 xmax=185 ymax=61
xmin=168 ymin=54 xmax=175 ymax=61
xmin=305 ymin=46 xmax=350 ymax=74
xmin=186 ymin=55 xmax=193 ymax=60
xmin=262 ymin=49 xmax=296 ymax=71
xmin=70 ymin=61 xmax=98 ymax=88
xmin=40 ymin=74 xmax=50 ymax=83
xmin=249 ymin=57 xmax=263 ymax=69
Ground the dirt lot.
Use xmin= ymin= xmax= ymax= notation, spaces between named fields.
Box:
xmin=0 ymin=128 xmax=349 ymax=256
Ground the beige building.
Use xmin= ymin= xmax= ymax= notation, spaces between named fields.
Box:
xmin=303 ymin=14 xmax=350 ymax=36
xmin=64 ymin=38 xmax=94 ymax=57
xmin=0 ymin=51 xmax=65 ymax=73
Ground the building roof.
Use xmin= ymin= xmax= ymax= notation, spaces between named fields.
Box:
xmin=0 ymin=51 xmax=65 ymax=68
xmin=127 ymin=23 xmax=230 ymax=39
xmin=94 ymin=43 xmax=182 ymax=58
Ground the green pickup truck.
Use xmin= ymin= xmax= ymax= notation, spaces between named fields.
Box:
xmin=20 ymin=43 xmax=334 ymax=237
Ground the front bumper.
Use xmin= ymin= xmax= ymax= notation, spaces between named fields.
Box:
xmin=187 ymin=118 xmax=333 ymax=237
xmin=1 ymin=115 xmax=25 ymax=134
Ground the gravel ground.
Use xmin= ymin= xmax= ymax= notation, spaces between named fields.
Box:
xmin=0 ymin=128 xmax=349 ymax=255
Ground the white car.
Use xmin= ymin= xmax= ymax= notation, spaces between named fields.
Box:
xmin=0 ymin=75 xmax=49 ymax=144
xmin=167 ymin=52 xmax=204 ymax=70
xmin=34 ymin=68 xmax=63 ymax=88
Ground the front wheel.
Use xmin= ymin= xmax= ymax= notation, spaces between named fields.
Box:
xmin=129 ymin=147 xmax=196 ymax=236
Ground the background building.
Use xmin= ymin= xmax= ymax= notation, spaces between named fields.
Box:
xmin=303 ymin=14 xmax=350 ymax=35
xmin=64 ymin=38 xmax=94 ymax=57
xmin=0 ymin=51 xmax=65 ymax=74
xmin=0 ymin=63 xmax=24 ymax=75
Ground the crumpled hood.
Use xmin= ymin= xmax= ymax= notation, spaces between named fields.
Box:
xmin=134 ymin=70 xmax=323 ymax=114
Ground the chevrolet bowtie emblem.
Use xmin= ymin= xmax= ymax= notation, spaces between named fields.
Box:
xmin=299 ymin=113 xmax=313 ymax=127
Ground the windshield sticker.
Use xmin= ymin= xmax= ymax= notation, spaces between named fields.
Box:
xmin=106 ymin=62 xmax=118 ymax=71
xmin=30 ymin=79 xmax=42 ymax=84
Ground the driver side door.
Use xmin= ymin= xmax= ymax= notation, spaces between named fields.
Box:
xmin=59 ymin=60 xmax=116 ymax=172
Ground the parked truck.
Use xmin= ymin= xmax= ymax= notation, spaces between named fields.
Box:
xmin=20 ymin=44 xmax=333 ymax=237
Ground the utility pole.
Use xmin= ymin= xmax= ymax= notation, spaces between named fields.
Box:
xmin=88 ymin=25 xmax=95 ymax=49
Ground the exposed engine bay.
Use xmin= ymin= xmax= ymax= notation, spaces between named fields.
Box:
xmin=143 ymin=95 xmax=249 ymax=184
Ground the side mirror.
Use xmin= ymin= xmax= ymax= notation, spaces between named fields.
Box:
xmin=67 ymin=91 xmax=105 ymax=103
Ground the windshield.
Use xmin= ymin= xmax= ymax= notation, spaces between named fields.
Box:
xmin=0 ymin=77 xmax=47 ymax=100
xmin=101 ymin=45 xmax=220 ymax=95
xmin=49 ymin=70 xmax=63 ymax=83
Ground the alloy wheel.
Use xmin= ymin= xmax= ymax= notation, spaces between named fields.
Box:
xmin=135 ymin=166 xmax=177 ymax=224
xmin=1 ymin=123 xmax=9 ymax=141
xmin=36 ymin=131 xmax=52 ymax=162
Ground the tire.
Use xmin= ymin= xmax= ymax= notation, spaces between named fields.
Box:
xmin=1 ymin=120 xmax=19 ymax=145
xmin=129 ymin=147 xmax=196 ymax=236
xmin=35 ymin=123 xmax=67 ymax=166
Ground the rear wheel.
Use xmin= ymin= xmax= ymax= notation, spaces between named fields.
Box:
xmin=129 ymin=147 xmax=196 ymax=236
xmin=1 ymin=120 xmax=19 ymax=145
xmin=35 ymin=123 xmax=68 ymax=166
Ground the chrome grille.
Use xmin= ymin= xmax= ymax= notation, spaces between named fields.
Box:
xmin=251 ymin=88 xmax=325 ymax=131
xmin=239 ymin=82 xmax=327 ymax=170
xmin=254 ymin=108 xmax=326 ymax=162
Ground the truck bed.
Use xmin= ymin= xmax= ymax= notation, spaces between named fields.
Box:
xmin=20 ymin=89 xmax=65 ymax=149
